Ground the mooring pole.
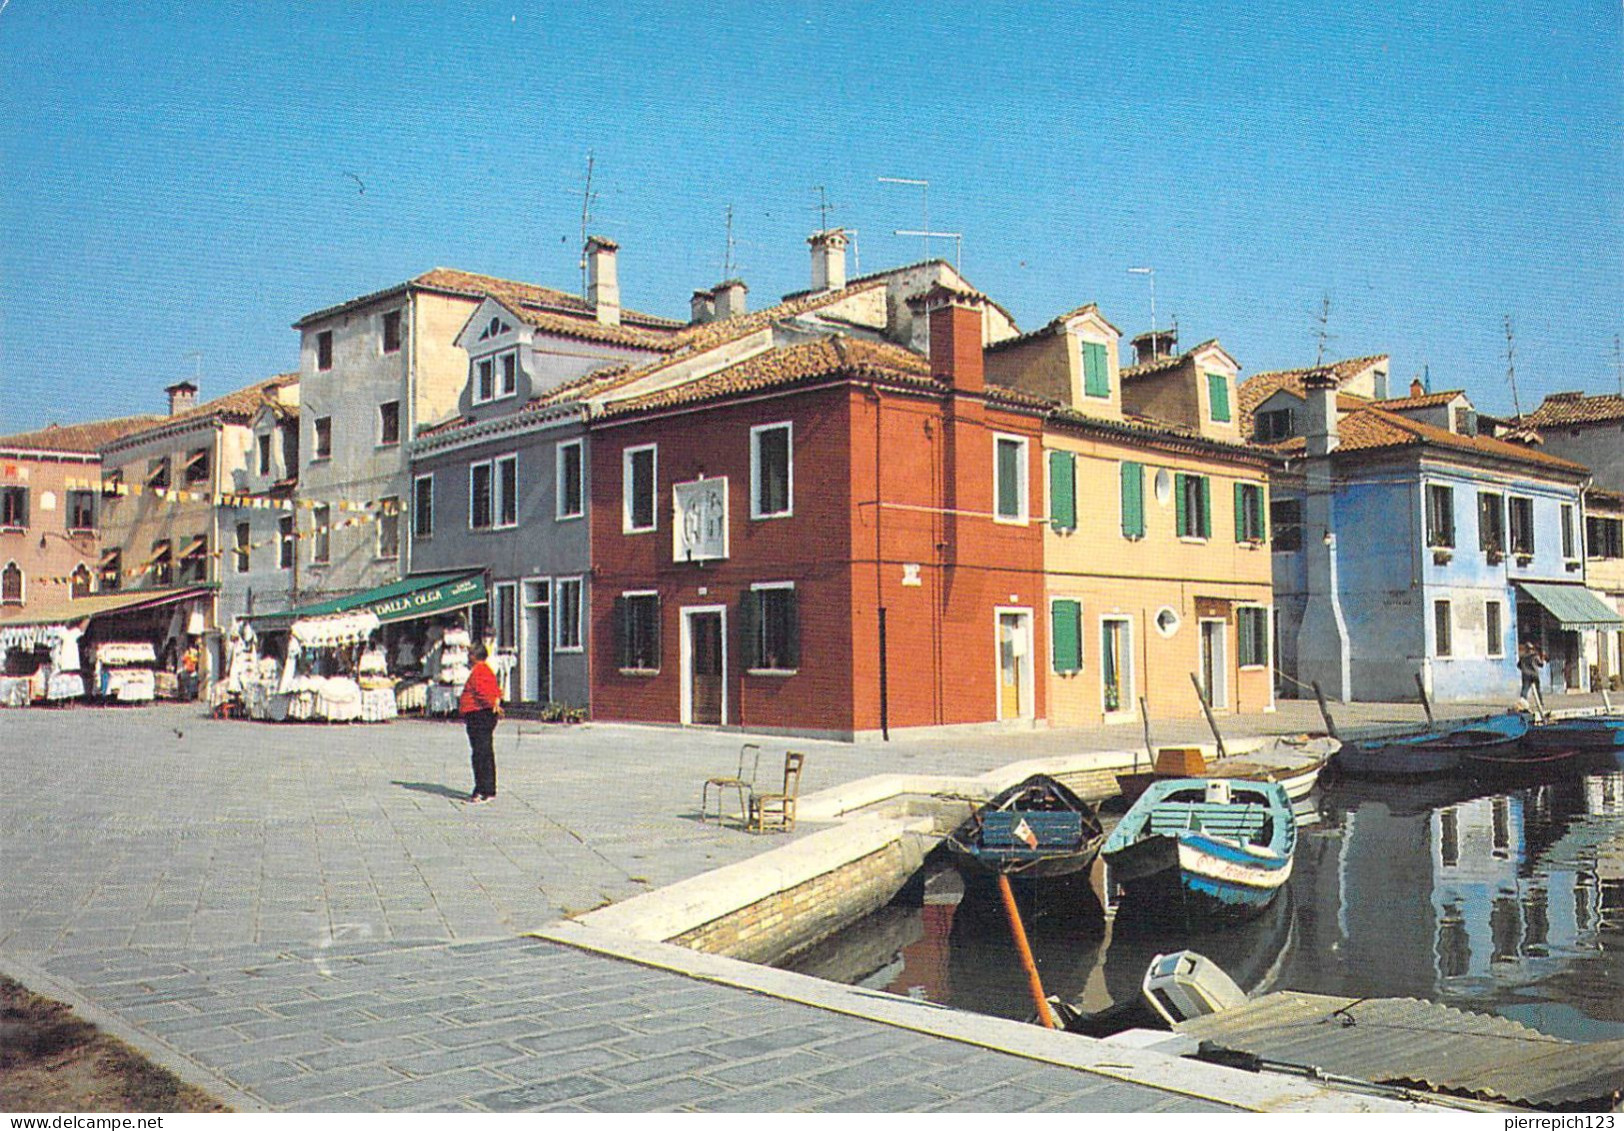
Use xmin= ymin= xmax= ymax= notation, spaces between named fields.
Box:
xmin=1190 ymin=672 xmax=1227 ymax=760
xmin=1414 ymin=671 xmax=1435 ymax=729
xmin=1138 ymin=696 xmax=1153 ymax=773
xmin=995 ymin=873 xmax=1054 ymax=1029
xmin=878 ymin=607 xmax=890 ymax=742
xmin=1312 ymin=680 xmax=1340 ymax=741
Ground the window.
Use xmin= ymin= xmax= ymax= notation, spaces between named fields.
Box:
xmin=1048 ymin=451 xmax=1076 ymax=532
xmin=624 ymin=444 xmax=657 ymax=533
xmin=1119 ymin=461 xmax=1145 ymax=539
xmin=413 ymin=474 xmax=434 ymax=539
xmin=493 ymin=582 xmax=517 ymax=653
xmin=184 ymin=447 xmax=210 ymax=485
xmin=376 ymin=496 xmax=400 ymax=559
xmin=470 ymin=461 xmax=493 ymax=530
xmin=316 ymin=329 xmax=333 ymax=370
xmin=382 ymin=310 xmax=402 ymax=354
xmin=278 ymin=516 xmax=294 ymax=570
xmin=314 ymin=417 xmax=332 ymax=461
xmin=1478 ymin=491 xmax=1505 ymax=553
xmin=1175 ymin=473 xmax=1212 ymax=539
xmin=1051 ymin=598 xmax=1082 ymax=674
xmin=70 ymin=564 xmax=91 ymax=598
xmin=741 ymin=584 xmax=799 ymax=672
xmin=616 ymin=592 xmax=661 ymax=672
xmin=312 ymin=504 xmax=331 ymax=564
xmin=1486 ymin=599 xmax=1504 ymax=658
xmin=0 ymin=562 xmax=20 ymax=605
xmin=99 ymin=549 xmax=121 ymax=591
xmin=994 ymin=434 xmax=1028 ymax=523
xmin=1 ymin=486 xmax=28 ymax=529
xmin=146 ymin=457 xmax=170 ymax=491
xmin=1454 ymin=406 xmax=1479 ymax=436
xmin=67 ymin=491 xmax=95 ymax=531
xmin=1587 ymin=515 xmax=1623 ymax=559
xmin=281 ymin=420 xmax=299 ymax=472
xmin=234 ymin=522 xmax=250 ymax=574
xmin=1238 ymin=607 xmax=1269 ymax=667
xmin=1206 ymin=373 xmax=1231 ymax=423
xmin=1102 ymin=618 xmax=1131 ymax=713
xmin=469 ymin=457 xmax=516 ymax=530
xmin=1081 ymin=340 xmax=1110 ymax=398
xmin=102 ymin=470 xmax=122 ymax=498
xmin=500 ymin=352 xmax=517 ymax=398
xmin=554 ymin=577 xmax=583 ymax=651
xmin=1235 ymin=482 xmax=1267 ymax=543
xmin=751 ymin=423 xmax=793 ymax=519
xmin=150 ymin=540 xmax=173 ymax=586
xmin=1271 ymin=499 xmax=1303 ymax=552
xmin=1561 ymin=503 xmax=1576 ymax=560
xmin=257 ymin=432 xmax=272 ymax=477
xmin=379 ymin=401 xmax=400 ymax=446
xmin=179 ymin=536 xmax=208 ymax=583
xmin=1255 ymin=408 xmax=1296 ymax=443
xmin=1426 ymin=484 xmax=1456 ymax=548
xmin=1434 ymin=599 xmax=1452 ymax=657
xmin=475 ymin=358 xmax=495 ymax=403
xmin=496 ymin=456 xmax=517 ymax=528
xmin=1508 ymin=496 xmax=1535 ymax=555
xmin=556 ymin=440 xmax=584 ymax=520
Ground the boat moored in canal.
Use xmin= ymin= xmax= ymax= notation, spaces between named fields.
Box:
xmin=1462 ymin=714 xmax=1623 ymax=777
xmin=1116 ymin=735 xmax=1337 ymax=804
xmin=1331 ymin=712 xmax=1529 ymax=779
xmin=944 ymin=774 xmax=1105 ymax=882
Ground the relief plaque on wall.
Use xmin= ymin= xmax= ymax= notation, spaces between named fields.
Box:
xmin=672 ymin=477 xmax=729 ymax=562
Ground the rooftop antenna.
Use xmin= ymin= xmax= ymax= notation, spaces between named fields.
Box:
xmin=894 ymin=229 xmax=962 ymax=272
xmin=878 ymin=176 xmax=929 ymax=260
xmin=1128 ymin=266 xmax=1156 ymax=336
xmin=1311 ymin=293 xmax=1335 ymax=369
xmin=182 ymin=349 xmax=203 ymax=383
xmin=1504 ymin=314 xmax=1523 ymax=418
xmin=578 ymin=150 xmax=597 ymax=295
xmin=1613 ymin=333 xmax=1622 ymax=397
xmin=813 ymin=185 xmax=836 ymax=233
xmin=722 ymin=204 xmax=737 ymax=278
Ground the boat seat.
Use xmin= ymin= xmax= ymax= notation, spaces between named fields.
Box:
xmin=980 ymin=810 xmax=1084 ymax=851
xmin=1147 ymin=804 xmax=1269 ymax=841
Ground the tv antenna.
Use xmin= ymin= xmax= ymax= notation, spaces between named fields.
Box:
xmin=1128 ymin=266 xmax=1156 ymax=336
xmin=722 ymin=204 xmax=737 ymax=278
xmin=895 ymin=230 xmax=962 ymax=271
xmin=578 ymin=150 xmax=597 ymax=295
xmin=1505 ymin=314 xmax=1523 ymax=418
xmin=813 ymin=185 xmax=837 ymax=232
xmin=1311 ymin=293 xmax=1335 ymax=369
xmin=878 ymin=176 xmax=929 ymax=259
xmin=182 ymin=349 xmax=203 ymax=383
xmin=1613 ymin=333 xmax=1622 ymax=397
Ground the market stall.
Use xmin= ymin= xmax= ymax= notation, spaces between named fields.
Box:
xmin=0 ymin=624 xmax=86 ymax=706
xmin=237 ymin=611 xmax=389 ymax=723
xmin=94 ymin=641 xmax=158 ymax=703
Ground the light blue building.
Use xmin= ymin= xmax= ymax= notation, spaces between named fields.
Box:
xmin=1251 ymin=368 xmax=1610 ymax=703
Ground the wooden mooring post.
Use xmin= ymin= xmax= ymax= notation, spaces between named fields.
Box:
xmin=1311 ymin=680 xmax=1340 ymax=741
xmin=1190 ymin=672 xmax=1227 ymax=761
xmin=1414 ymin=672 xmax=1435 ymax=729
xmin=1138 ymin=696 xmax=1153 ymax=772
xmin=995 ymin=873 xmax=1055 ymax=1029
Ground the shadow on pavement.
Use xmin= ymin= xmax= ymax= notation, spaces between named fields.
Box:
xmin=390 ymin=780 xmax=470 ymax=801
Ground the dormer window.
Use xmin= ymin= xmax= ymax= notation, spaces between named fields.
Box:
xmin=1080 ymin=340 xmax=1110 ymax=398
xmin=501 ymin=353 xmax=517 ymax=397
xmin=1206 ymin=373 xmax=1232 ymax=423
xmin=1255 ymin=408 xmax=1296 ymax=442
xmin=477 ymin=316 xmax=513 ymax=342
xmin=473 ymin=351 xmax=518 ymax=405
xmin=476 ymin=358 xmax=494 ymax=403
xmin=257 ymin=432 xmax=272 ymax=477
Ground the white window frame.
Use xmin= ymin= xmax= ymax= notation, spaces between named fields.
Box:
xmin=554 ymin=576 xmax=584 ymax=652
xmin=1433 ymin=598 xmax=1453 ymax=658
xmin=311 ymin=503 xmax=331 ymax=565
xmin=413 ymin=473 xmax=434 ymax=540
xmin=749 ymin=421 xmax=794 ymax=520
xmin=623 ymin=443 xmax=658 ymax=534
xmin=619 ymin=588 xmax=661 ymax=674
xmin=256 ymin=431 xmax=272 ymax=477
xmin=1235 ymin=604 xmax=1271 ymax=670
xmin=1561 ymin=502 xmax=1577 ymax=561
xmin=494 ymin=454 xmax=518 ymax=530
xmin=556 ymin=439 xmax=585 ymax=521
xmin=313 ymin=416 xmax=332 ymax=462
xmin=473 ymin=357 xmax=496 ymax=405
xmin=375 ymin=496 xmax=400 ymax=561
xmin=992 ymin=433 xmax=1030 ymax=525
xmin=1100 ymin=615 xmax=1134 ymax=720
xmin=493 ymin=581 xmax=519 ymax=656
xmin=747 ymin=580 xmax=798 ymax=676
xmin=1486 ymin=598 xmax=1505 ymax=658
xmin=499 ymin=350 xmax=518 ymax=398
xmin=378 ymin=400 xmax=401 ymax=448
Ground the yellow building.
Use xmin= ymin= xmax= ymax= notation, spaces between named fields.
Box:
xmin=989 ymin=312 xmax=1275 ymax=727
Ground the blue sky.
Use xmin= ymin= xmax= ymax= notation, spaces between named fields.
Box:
xmin=2 ymin=1 xmax=1620 ymax=431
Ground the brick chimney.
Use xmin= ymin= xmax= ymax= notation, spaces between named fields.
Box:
xmin=1130 ymin=328 xmax=1178 ymax=366
xmin=808 ymin=229 xmax=848 ymax=292
xmin=711 ymin=278 xmax=748 ymax=319
xmin=1410 ymin=377 xmax=1425 ymax=398
xmin=1303 ymin=369 xmax=1340 ymax=457
xmin=689 ymin=288 xmax=715 ymax=325
xmin=921 ymin=286 xmax=985 ymax=395
xmin=165 ymin=380 xmax=198 ymax=416
xmin=585 ymin=235 xmax=620 ymax=326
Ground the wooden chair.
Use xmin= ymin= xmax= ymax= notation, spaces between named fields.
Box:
xmin=701 ymin=743 xmax=761 ymax=827
xmin=749 ymin=751 xmax=805 ymax=834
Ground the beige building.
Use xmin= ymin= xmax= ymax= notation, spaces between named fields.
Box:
xmin=1583 ymin=487 xmax=1624 ymax=689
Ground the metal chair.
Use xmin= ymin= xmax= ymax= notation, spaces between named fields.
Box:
xmin=701 ymin=743 xmax=761 ymax=827
xmin=749 ymin=751 xmax=805 ymax=834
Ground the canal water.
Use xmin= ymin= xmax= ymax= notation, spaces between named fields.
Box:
xmin=784 ymin=767 xmax=1624 ymax=1042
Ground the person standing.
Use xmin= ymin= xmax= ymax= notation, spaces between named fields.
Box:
xmin=459 ymin=642 xmax=503 ymax=803
xmin=1517 ymin=642 xmax=1546 ymax=714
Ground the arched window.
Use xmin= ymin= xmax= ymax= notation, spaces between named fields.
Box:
xmin=70 ymin=563 xmax=92 ymax=598
xmin=1 ymin=561 xmax=22 ymax=606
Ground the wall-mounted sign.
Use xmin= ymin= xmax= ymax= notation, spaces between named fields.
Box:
xmin=901 ymin=563 xmax=922 ymax=587
xmin=673 ymin=477 xmax=728 ymax=562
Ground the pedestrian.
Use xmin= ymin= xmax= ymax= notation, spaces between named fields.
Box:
xmin=459 ymin=642 xmax=502 ymax=803
xmin=1517 ymin=642 xmax=1546 ymax=715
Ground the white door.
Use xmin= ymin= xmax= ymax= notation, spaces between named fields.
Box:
xmin=1200 ymin=619 xmax=1228 ymax=710
xmin=522 ymin=579 xmax=550 ymax=704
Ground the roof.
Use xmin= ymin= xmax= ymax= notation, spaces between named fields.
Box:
xmin=497 ymin=300 xmax=686 ymax=352
xmin=1585 ymin=485 xmax=1624 ymax=510
xmin=1048 ymin=407 xmax=1276 ymax=466
xmin=100 ymin=374 xmax=300 ymax=451
xmin=293 ymin=266 xmax=683 ymax=331
xmin=0 ymin=586 xmax=213 ymax=629
xmin=1369 ymin=389 xmax=1466 ymax=410
xmin=1260 ymin=402 xmax=1589 ymax=474
xmin=0 ymin=414 xmax=165 ymax=456
xmin=1120 ymin=339 xmax=1227 ymax=381
xmin=1237 ymin=355 xmax=1390 ymax=423
xmin=1522 ymin=391 xmax=1624 ymax=429
xmin=984 ymin=302 xmax=1121 ymax=353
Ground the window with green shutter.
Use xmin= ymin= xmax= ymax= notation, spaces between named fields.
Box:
xmin=1082 ymin=341 xmax=1111 ymax=398
xmin=1120 ymin=461 xmax=1145 ymax=539
xmin=1051 ymin=599 xmax=1082 ymax=673
xmin=1235 ymin=482 xmax=1266 ymax=543
xmin=1049 ymin=450 xmax=1076 ymax=532
xmin=1237 ymin=607 xmax=1269 ymax=667
xmin=1177 ymin=473 xmax=1211 ymax=538
xmin=994 ymin=436 xmax=1027 ymax=521
xmin=1207 ymin=373 xmax=1231 ymax=422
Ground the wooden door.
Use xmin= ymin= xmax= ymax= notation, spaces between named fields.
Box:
xmin=689 ymin=612 xmax=723 ymax=725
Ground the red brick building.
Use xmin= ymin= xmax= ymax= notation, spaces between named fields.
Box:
xmin=587 ymin=289 xmax=1049 ymax=739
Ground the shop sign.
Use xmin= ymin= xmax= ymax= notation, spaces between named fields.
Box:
xmin=672 ymin=477 xmax=728 ymax=562
xmin=367 ymin=574 xmax=487 ymax=623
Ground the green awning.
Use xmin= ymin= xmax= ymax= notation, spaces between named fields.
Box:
xmin=1516 ymin=582 xmax=1624 ymax=630
xmin=248 ymin=571 xmax=486 ymax=632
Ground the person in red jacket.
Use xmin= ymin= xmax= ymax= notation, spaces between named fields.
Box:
xmin=458 ymin=642 xmax=503 ymax=803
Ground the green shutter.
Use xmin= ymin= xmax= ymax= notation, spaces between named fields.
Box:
xmin=996 ymin=440 xmax=1020 ymax=518
xmin=1175 ymin=472 xmax=1187 ymax=535
xmin=1207 ymin=373 xmax=1231 ymax=422
xmin=1256 ymin=486 xmax=1268 ymax=542
xmin=1234 ymin=482 xmax=1247 ymax=543
xmin=1199 ymin=476 xmax=1212 ymax=538
xmin=1121 ymin=461 xmax=1144 ymax=539
xmin=1049 ymin=451 xmax=1076 ymax=531
xmin=739 ymin=589 xmax=760 ymax=669
xmin=1051 ymin=599 xmax=1082 ymax=673
xmin=1083 ymin=342 xmax=1110 ymax=398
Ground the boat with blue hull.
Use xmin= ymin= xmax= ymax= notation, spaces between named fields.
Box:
xmin=1522 ymin=714 xmax=1624 ymax=750
xmin=1332 ymin=712 xmax=1529 ymax=779
xmin=1463 ymin=714 xmax=1624 ymax=777
xmin=1101 ymin=778 xmax=1295 ymax=925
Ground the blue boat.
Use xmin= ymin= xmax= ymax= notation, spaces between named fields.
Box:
xmin=1521 ymin=714 xmax=1624 ymax=750
xmin=1332 ymin=712 xmax=1529 ymax=779
xmin=1464 ymin=714 xmax=1624 ymax=777
xmin=1101 ymin=779 xmax=1295 ymax=924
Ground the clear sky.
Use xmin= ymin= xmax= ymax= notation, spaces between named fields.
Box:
xmin=2 ymin=1 xmax=1620 ymax=432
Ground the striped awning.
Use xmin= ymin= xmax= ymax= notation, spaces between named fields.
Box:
xmin=1516 ymin=582 xmax=1624 ymax=630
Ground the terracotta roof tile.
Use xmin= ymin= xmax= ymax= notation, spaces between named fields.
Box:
xmin=1258 ymin=402 xmax=1587 ymax=474
xmin=1523 ymin=391 xmax=1624 ymax=428
xmin=0 ymin=414 xmax=165 ymax=454
xmin=984 ymin=302 xmax=1120 ymax=353
xmin=1120 ymin=339 xmax=1225 ymax=381
xmin=1370 ymin=389 xmax=1465 ymax=410
xmin=100 ymin=374 xmax=300 ymax=449
xmin=1237 ymin=355 xmax=1389 ymax=422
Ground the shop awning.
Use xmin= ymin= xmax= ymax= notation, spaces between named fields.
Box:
xmin=1516 ymin=582 xmax=1624 ymax=630
xmin=248 ymin=571 xmax=486 ymax=632
xmin=0 ymin=586 xmax=213 ymax=630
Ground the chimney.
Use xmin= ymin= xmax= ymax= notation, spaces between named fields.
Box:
xmin=1410 ymin=377 xmax=1425 ymax=398
xmin=165 ymin=380 xmax=198 ymax=416
xmin=585 ymin=235 xmax=621 ymax=325
xmin=1130 ymin=328 xmax=1178 ymax=366
xmin=712 ymin=278 xmax=748 ymax=319
xmin=920 ymin=286 xmax=985 ymax=394
xmin=1303 ymin=369 xmax=1340 ymax=457
xmin=689 ymin=288 xmax=715 ymax=325
xmin=808 ymin=228 xmax=848 ymax=292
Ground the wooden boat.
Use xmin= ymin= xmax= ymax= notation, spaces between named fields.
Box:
xmin=1521 ymin=714 xmax=1624 ymax=750
xmin=943 ymin=774 xmax=1105 ymax=882
xmin=1462 ymin=714 xmax=1623 ymax=777
xmin=1101 ymin=778 xmax=1295 ymax=924
xmin=1116 ymin=736 xmax=1337 ymax=804
xmin=1331 ymin=712 xmax=1529 ymax=779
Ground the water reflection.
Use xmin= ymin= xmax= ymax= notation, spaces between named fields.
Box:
xmin=788 ymin=768 xmax=1624 ymax=1042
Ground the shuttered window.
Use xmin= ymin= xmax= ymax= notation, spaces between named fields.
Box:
xmin=1207 ymin=373 xmax=1231 ymax=422
xmin=1234 ymin=482 xmax=1266 ymax=543
xmin=1238 ymin=607 xmax=1269 ymax=667
xmin=1082 ymin=341 xmax=1111 ymax=398
xmin=1051 ymin=599 xmax=1082 ymax=673
xmin=1049 ymin=451 xmax=1076 ymax=532
xmin=1120 ymin=461 xmax=1145 ymax=539
xmin=1176 ymin=473 xmax=1211 ymax=538
xmin=994 ymin=436 xmax=1027 ymax=522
